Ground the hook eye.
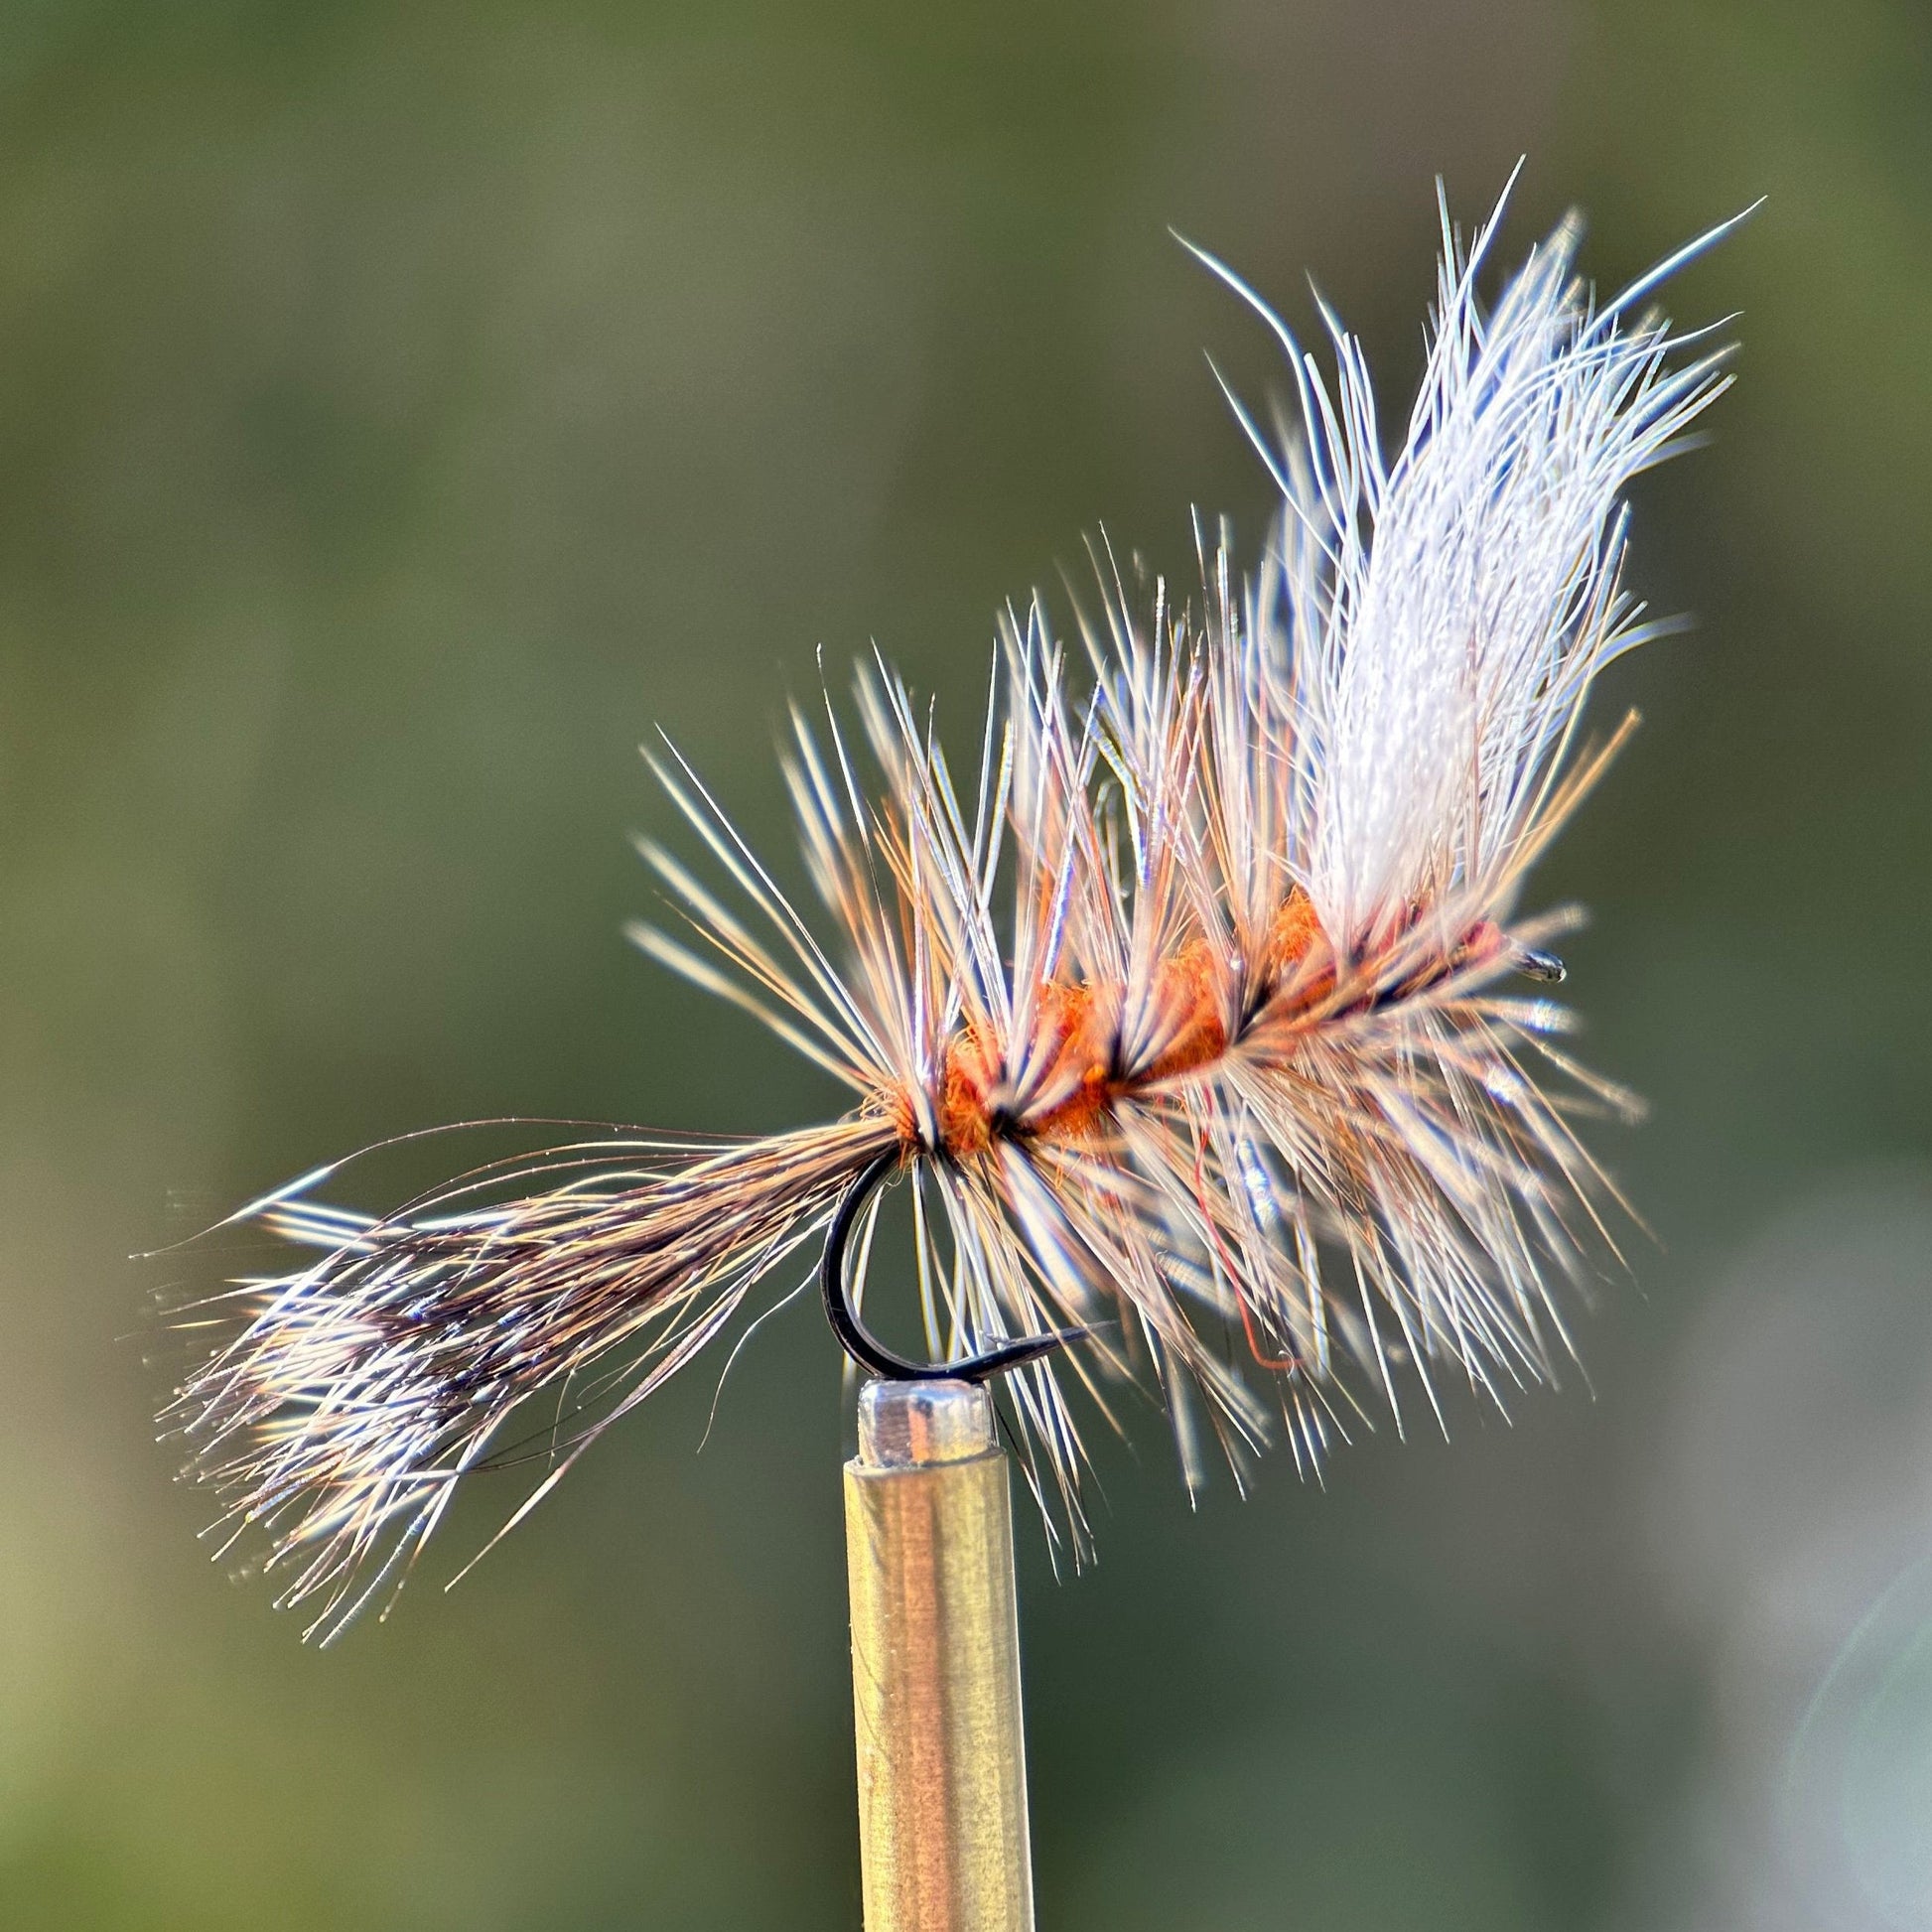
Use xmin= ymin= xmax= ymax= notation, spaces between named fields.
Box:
xmin=820 ymin=1152 xmax=1081 ymax=1382
xmin=1514 ymin=945 xmax=1568 ymax=984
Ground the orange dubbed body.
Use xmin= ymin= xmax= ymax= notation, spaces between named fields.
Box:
xmin=931 ymin=889 xmax=1337 ymax=1161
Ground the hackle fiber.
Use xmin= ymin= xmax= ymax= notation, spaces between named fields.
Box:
xmin=163 ymin=178 xmax=1740 ymax=1639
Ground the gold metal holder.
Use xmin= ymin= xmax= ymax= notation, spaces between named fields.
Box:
xmin=844 ymin=1379 xmax=1035 ymax=1932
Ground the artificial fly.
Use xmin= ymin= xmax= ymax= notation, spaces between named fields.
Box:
xmin=162 ymin=175 xmax=1743 ymax=1640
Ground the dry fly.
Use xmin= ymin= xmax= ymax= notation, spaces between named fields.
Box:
xmin=163 ymin=176 xmax=1745 ymax=1640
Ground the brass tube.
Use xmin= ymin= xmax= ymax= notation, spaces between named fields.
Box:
xmin=844 ymin=1379 xmax=1035 ymax=1932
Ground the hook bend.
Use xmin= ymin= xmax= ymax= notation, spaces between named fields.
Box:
xmin=820 ymin=1151 xmax=1079 ymax=1382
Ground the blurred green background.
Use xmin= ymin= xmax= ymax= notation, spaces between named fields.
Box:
xmin=5 ymin=1 xmax=1932 ymax=1926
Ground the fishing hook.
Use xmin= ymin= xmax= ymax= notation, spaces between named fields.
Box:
xmin=820 ymin=1151 xmax=1079 ymax=1382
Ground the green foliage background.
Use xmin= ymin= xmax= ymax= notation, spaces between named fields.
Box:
xmin=4 ymin=2 xmax=1930 ymax=1926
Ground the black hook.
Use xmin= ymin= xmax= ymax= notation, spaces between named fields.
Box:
xmin=820 ymin=1151 xmax=1080 ymax=1382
